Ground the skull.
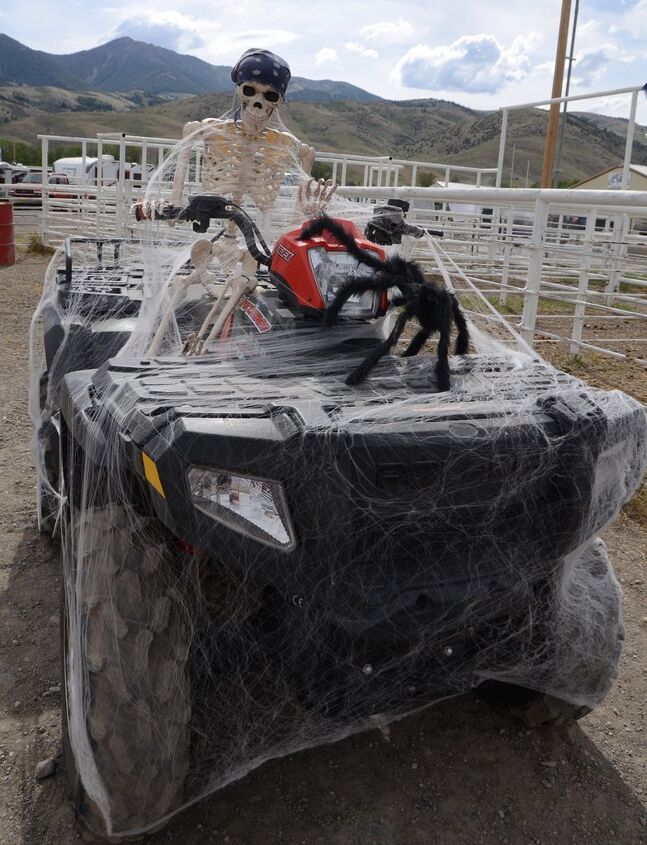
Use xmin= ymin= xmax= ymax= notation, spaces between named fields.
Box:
xmin=237 ymin=80 xmax=282 ymax=136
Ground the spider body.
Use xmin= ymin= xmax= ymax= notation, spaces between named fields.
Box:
xmin=299 ymin=215 xmax=470 ymax=390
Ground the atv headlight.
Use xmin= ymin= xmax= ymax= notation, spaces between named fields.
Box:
xmin=187 ymin=467 xmax=296 ymax=551
xmin=308 ymin=248 xmax=378 ymax=318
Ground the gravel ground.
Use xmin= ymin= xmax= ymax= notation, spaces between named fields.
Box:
xmin=0 ymin=253 xmax=645 ymax=845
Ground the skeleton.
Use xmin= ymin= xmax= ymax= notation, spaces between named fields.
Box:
xmin=139 ymin=49 xmax=336 ymax=356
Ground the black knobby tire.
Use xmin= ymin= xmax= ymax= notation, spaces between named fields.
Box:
xmin=37 ymin=371 xmax=60 ymax=533
xmin=476 ymin=681 xmax=591 ymax=727
xmin=61 ymin=504 xmax=192 ymax=841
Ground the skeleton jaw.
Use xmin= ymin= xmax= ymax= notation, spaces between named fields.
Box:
xmin=240 ymin=103 xmax=274 ymax=136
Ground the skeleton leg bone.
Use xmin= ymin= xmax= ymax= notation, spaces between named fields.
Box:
xmin=148 ymin=240 xmax=214 ymax=356
xmin=187 ymin=272 xmax=257 ymax=355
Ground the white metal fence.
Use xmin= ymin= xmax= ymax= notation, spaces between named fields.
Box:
xmin=363 ymin=185 xmax=647 ymax=364
xmin=26 ymin=132 xmax=647 ymax=364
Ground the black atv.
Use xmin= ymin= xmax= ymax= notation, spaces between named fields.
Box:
xmin=36 ymin=196 xmax=647 ymax=841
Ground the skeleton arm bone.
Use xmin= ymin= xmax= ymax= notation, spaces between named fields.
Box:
xmin=297 ymin=142 xmax=316 ymax=175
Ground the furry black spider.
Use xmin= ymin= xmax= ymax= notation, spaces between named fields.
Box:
xmin=300 ymin=215 xmax=470 ymax=390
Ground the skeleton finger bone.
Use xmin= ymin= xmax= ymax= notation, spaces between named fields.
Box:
xmin=297 ymin=178 xmax=337 ymax=216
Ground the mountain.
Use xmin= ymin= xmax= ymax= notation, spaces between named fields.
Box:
xmin=0 ymin=34 xmax=382 ymax=102
xmin=53 ymin=37 xmax=232 ymax=97
xmin=571 ymin=111 xmax=644 ymax=142
xmin=1 ymin=34 xmax=646 ymax=184
xmin=287 ymin=78 xmax=381 ymax=104
xmin=0 ymin=34 xmax=84 ymax=90
xmin=3 ymin=87 xmax=646 ymax=187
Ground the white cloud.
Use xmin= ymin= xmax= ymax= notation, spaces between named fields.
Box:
xmin=345 ymin=41 xmax=379 ymax=59
xmin=359 ymin=19 xmax=416 ymax=43
xmin=193 ymin=29 xmax=300 ymax=64
xmin=571 ymin=44 xmax=636 ymax=87
xmin=315 ymin=47 xmax=338 ymax=65
xmin=618 ymin=0 xmax=647 ymax=36
xmin=391 ymin=32 xmax=540 ymax=94
xmin=107 ymin=10 xmax=300 ymax=63
xmin=110 ymin=10 xmax=211 ymax=51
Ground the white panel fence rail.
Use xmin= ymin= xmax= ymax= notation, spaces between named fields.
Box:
xmin=16 ymin=133 xmax=647 ymax=364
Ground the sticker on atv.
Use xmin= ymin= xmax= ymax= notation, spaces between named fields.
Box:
xmin=275 ymin=243 xmax=295 ymax=262
xmin=238 ymin=297 xmax=272 ymax=333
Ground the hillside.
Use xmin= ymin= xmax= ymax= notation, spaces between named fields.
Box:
xmin=1 ymin=34 xmax=646 ymax=184
xmin=3 ymin=89 xmax=646 ymax=186
xmin=0 ymin=34 xmax=83 ymax=90
xmin=0 ymin=34 xmax=382 ymax=103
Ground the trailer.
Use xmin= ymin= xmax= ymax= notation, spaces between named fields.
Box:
xmin=53 ymin=155 xmax=120 ymax=186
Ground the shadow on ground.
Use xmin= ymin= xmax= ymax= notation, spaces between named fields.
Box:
xmin=10 ymin=530 xmax=646 ymax=845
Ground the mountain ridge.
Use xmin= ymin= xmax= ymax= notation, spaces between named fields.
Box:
xmin=0 ymin=34 xmax=383 ymax=103
xmin=1 ymin=34 xmax=645 ymax=185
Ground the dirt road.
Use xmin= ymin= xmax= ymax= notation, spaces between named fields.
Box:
xmin=1 ymin=254 xmax=645 ymax=845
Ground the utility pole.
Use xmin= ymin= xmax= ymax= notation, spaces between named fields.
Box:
xmin=541 ymin=0 xmax=572 ymax=187
xmin=553 ymin=0 xmax=580 ymax=187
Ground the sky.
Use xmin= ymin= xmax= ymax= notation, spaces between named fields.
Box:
xmin=0 ymin=0 xmax=646 ymax=123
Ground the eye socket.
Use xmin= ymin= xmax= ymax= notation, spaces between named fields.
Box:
xmin=263 ymin=90 xmax=280 ymax=103
xmin=242 ymin=84 xmax=257 ymax=97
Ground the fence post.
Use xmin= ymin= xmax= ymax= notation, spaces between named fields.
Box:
xmin=520 ymin=196 xmax=549 ymax=346
xmin=40 ymin=137 xmax=49 ymax=244
xmin=115 ymin=134 xmax=126 ymax=236
xmin=621 ymin=89 xmax=638 ymax=189
xmin=605 ymin=213 xmax=629 ymax=305
xmin=96 ymin=139 xmax=103 ymax=237
xmin=570 ymin=210 xmax=596 ymax=355
xmin=496 ymin=109 xmax=508 ymax=188
xmin=499 ymin=206 xmax=515 ymax=306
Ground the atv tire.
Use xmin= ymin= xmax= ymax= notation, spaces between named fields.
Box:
xmin=37 ymin=372 xmax=60 ymax=533
xmin=477 ymin=681 xmax=590 ymax=727
xmin=61 ymin=504 xmax=192 ymax=841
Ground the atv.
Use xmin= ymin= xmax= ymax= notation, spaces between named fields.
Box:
xmin=32 ymin=195 xmax=647 ymax=841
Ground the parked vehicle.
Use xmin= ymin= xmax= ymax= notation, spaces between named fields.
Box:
xmin=53 ymin=155 xmax=154 ymax=186
xmin=31 ymin=194 xmax=647 ymax=841
xmin=54 ymin=155 xmax=120 ymax=186
xmin=10 ymin=171 xmax=74 ymax=203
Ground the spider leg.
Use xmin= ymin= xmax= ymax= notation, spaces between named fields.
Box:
xmin=450 ymin=294 xmax=470 ymax=354
xmin=346 ymin=302 xmax=417 ymax=385
xmin=402 ymin=322 xmax=433 ymax=357
xmin=300 ymin=216 xmax=384 ymax=273
xmin=434 ymin=320 xmax=452 ymax=391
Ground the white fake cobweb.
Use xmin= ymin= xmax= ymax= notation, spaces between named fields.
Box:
xmin=28 ymin=105 xmax=647 ymax=839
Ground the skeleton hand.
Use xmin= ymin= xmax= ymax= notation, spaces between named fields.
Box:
xmin=297 ymin=179 xmax=337 ymax=217
xmin=133 ymin=199 xmax=178 ymax=223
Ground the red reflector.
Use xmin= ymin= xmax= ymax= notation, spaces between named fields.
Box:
xmin=177 ymin=539 xmax=200 ymax=555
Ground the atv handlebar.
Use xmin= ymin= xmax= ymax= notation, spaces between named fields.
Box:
xmin=401 ymin=221 xmax=444 ymax=239
xmin=136 ymin=194 xmax=272 ymax=267
xmin=364 ymin=205 xmax=443 ymax=246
